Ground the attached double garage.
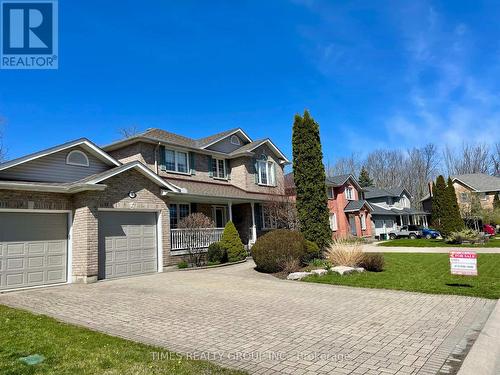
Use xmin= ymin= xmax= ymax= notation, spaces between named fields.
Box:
xmin=0 ymin=209 xmax=162 ymax=292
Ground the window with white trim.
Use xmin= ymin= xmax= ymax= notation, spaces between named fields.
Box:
xmin=361 ymin=213 xmax=367 ymax=230
xmin=169 ymin=203 xmax=190 ymax=229
xmin=327 ymin=187 xmax=334 ymax=199
xmin=164 ymin=149 xmax=188 ymax=173
xmin=329 ymin=213 xmax=338 ymax=231
xmin=262 ymin=206 xmax=277 ymax=230
xmin=230 ymin=135 xmax=241 ymax=145
xmin=66 ymin=150 xmax=89 ymax=167
xmin=460 ymin=192 xmax=469 ymax=203
xmin=345 ymin=186 xmax=354 ymax=200
xmin=211 ymin=158 xmax=227 ymax=179
xmin=258 ymin=160 xmax=276 ymax=186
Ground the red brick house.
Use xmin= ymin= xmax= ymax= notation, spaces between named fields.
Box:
xmin=285 ymin=173 xmax=373 ymax=239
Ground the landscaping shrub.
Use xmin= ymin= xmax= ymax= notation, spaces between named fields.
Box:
xmin=304 ymin=240 xmax=320 ymax=262
xmin=252 ymin=230 xmax=307 ymax=273
xmin=219 ymin=221 xmax=247 ymax=262
xmin=177 ymin=261 xmax=188 ymax=269
xmin=446 ymin=229 xmax=481 ymax=244
xmin=280 ymin=257 xmax=301 ymax=274
xmin=207 ymin=242 xmax=228 ymax=264
xmin=360 ymin=253 xmax=385 ymax=272
xmin=324 ymin=239 xmax=364 ymax=267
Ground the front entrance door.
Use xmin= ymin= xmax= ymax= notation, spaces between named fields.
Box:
xmin=349 ymin=215 xmax=357 ymax=236
xmin=213 ymin=206 xmax=227 ymax=228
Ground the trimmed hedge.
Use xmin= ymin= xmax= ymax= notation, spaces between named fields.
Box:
xmin=252 ymin=230 xmax=307 ymax=273
xmin=220 ymin=221 xmax=247 ymax=262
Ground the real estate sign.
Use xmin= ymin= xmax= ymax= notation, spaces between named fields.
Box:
xmin=449 ymin=251 xmax=477 ymax=276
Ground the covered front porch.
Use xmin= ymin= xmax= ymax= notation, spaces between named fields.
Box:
xmin=168 ymin=198 xmax=266 ymax=253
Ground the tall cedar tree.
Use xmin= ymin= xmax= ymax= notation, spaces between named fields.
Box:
xmin=292 ymin=110 xmax=331 ymax=249
xmin=494 ymin=193 xmax=500 ymax=210
xmin=358 ymin=167 xmax=374 ymax=187
xmin=446 ymin=177 xmax=465 ymax=233
xmin=431 ymin=176 xmax=447 ymax=232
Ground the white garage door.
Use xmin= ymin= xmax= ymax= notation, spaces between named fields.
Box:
xmin=98 ymin=211 xmax=158 ymax=280
xmin=0 ymin=212 xmax=68 ymax=291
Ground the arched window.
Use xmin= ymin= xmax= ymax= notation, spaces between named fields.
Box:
xmin=66 ymin=150 xmax=89 ymax=167
xmin=230 ymin=135 xmax=241 ymax=145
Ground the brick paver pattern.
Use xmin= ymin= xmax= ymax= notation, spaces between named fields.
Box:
xmin=0 ymin=261 xmax=494 ymax=375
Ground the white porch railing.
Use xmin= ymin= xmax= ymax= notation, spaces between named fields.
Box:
xmin=171 ymin=228 xmax=224 ymax=251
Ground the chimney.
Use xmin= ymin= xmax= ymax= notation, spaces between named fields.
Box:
xmin=428 ymin=182 xmax=433 ymax=197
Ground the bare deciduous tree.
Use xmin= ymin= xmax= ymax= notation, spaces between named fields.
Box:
xmin=0 ymin=116 xmax=5 ymax=162
xmin=365 ymin=149 xmax=406 ymax=189
xmin=444 ymin=143 xmax=492 ymax=176
xmin=263 ymin=195 xmax=300 ymax=230
xmin=492 ymin=142 xmax=500 ymax=176
xmin=118 ymin=125 xmax=140 ymax=139
xmin=405 ymin=144 xmax=440 ymax=207
xmin=326 ymin=152 xmax=361 ymax=177
xmin=178 ymin=213 xmax=215 ymax=267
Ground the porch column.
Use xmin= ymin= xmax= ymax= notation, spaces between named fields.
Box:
xmin=228 ymin=201 xmax=233 ymax=222
xmin=250 ymin=202 xmax=257 ymax=244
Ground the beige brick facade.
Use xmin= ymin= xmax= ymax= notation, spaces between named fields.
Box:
xmin=453 ymin=181 xmax=497 ymax=212
xmin=0 ymin=168 xmax=173 ymax=284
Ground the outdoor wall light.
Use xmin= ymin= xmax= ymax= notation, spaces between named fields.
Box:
xmin=128 ymin=191 xmax=137 ymax=199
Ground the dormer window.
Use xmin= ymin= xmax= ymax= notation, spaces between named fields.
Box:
xmin=230 ymin=135 xmax=241 ymax=145
xmin=345 ymin=186 xmax=354 ymax=200
xmin=66 ymin=150 xmax=89 ymax=167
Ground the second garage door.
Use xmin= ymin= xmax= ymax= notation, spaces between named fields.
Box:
xmin=98 ymin=211 xmax=158 ymax=280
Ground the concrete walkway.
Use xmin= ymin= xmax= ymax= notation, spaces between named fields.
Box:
xmin=363 ymin=243 xmax=500 ymax=254
xmin=457 ymin=300 xmax=500 ymax=375
xmin=0 ymin=260 xmax=496 ymax=375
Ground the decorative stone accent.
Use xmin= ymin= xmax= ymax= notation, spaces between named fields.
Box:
xmin=311 ymin=268 xmax=328 ymax=276
xmin=287 ymin=272 xmax=311 ymax=280
xmin=330 ymin=266 xmax=365 ymax=275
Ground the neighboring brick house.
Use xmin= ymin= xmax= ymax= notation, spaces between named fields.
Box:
xmin=421 ymin=173 xmax=500 ymax=217
xmin=285 ymin=173 xmax=373 ymax=239
xmin=0 ymin=129 xmax=289 ymax=291
xmin=364 ymin=187 xmax=429 ymax=239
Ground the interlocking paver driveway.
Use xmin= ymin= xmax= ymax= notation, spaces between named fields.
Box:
xmin=0 ymin=261 xmax=495 ymax=375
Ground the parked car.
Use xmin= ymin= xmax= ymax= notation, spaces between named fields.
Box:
xmin=483 ymin=224 xmax=496 ymax=236
xmin=421 ymin=228 xmax=441 ymax=239
xmin=388 ymin=225 xmax=423 ymax=240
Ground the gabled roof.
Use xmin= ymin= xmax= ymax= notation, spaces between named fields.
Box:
xmin=326 ymin=174 xmax=362 ymax=191
xmin=0 ymin=138 xmax=120 ymax=172
xmin=364 ymin=186 xmax=412 ymax=199
xmin=81 ymin=161 xmax=181 ymax=192
xmin=198 ymin=128 xmax=252 ymax=148
xmin=344 ymin=200 xmax=373 ymax=212
xmin=452 ymin=173 xmax=500 ymax=193
xmin=102 ymin=127 xmax=290 ymax=163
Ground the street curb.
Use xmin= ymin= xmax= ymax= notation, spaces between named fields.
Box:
xmin=457 ymin=299 xmax=500 ymax=375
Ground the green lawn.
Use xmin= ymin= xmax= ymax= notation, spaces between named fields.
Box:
xmin=303 ymin=253 xmax=500 ymax=299
xmin=378 ymin=237 xmax=500 ymax=248
xmin=0 ymin=305 xmax=245 ymax=375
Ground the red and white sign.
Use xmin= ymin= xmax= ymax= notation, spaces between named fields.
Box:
xmin=449 ymin=251 xmax=477 ymax=276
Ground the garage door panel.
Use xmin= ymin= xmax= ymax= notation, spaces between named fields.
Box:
xmin=0 ymin=213 xmax=68 ymax=291
xmin=99 ymin=212 xmax=157 ymax=280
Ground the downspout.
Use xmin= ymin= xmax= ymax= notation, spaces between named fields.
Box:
xmin=155 ymin=142 xmax=160 ymax=174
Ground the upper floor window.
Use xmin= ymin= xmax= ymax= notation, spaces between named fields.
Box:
xmin=479 ymin=193 xmax=487 ymax=201
xmin=345 ymin=186 xmax=354 ymax=200
xmin=211 ymin=158 xmax=227 ymax=179
xmin=257 ymin=159 xmax=276 ymax=186
xmin=329 ymin=213 xmax=338 ymax=231
xmin=164 ymin=149 xmax=188 ymax=173
xmin=66 ymin=150 xmax=89 ymax=167
xmin=230 ymin=135 xmax=241 ymax=145
xmin=327 ymin=187 xmax=334 ymax=199
xmin=460 ymin=192 xmax=469 ymax=203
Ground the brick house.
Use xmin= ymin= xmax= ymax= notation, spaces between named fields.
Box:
xmin=285 ymin=173 xmax=373 ymax=239
xmin=0 ymin=129 xmax=289 ymax=291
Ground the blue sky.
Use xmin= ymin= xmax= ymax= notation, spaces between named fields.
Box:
xmin=1 ymin=0 xmax=499 ymax=163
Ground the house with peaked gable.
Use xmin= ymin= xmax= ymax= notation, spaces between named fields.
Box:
xmin=0 ymin=128 xmax=289 ymax=292
xmin=364 ymin=186 xmax=428 ymax=239
xmin=285 ymin=173 xmax=373 ymax=239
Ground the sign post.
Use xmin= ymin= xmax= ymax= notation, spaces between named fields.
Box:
xmin=449 ymin=251 xmax=477 ymax=276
